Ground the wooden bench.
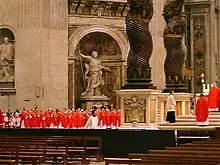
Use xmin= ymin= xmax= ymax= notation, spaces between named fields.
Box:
xmin=105 ymin=136 xmax=220 ymax=165
xmin=0 ymin=135 xmax=103 ymax=164
xmin=166 ymin=146 xmax=220 ymax=151
xmin=180 ymin=143 xmax=220 ymax=147
xmin=0 ymin=142 xmax=45 ymax=165
xmin=0 ymin=135 xmax=102 ymax=162
xmin=0 ymin=159 xmax=16 ymax=165
xmin=0 ymin=137 xmax=86 ymax=164
xmin=0 ymin=140 xmax=69 ymax=165
xmin=149 ymin=149 xmax=220 ymax=156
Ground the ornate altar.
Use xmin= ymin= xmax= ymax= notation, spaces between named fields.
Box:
xmin=117 ymin=89 xmax=192 ymax=127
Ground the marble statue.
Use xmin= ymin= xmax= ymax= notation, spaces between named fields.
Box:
xmin=0 ymin=37 xmax=15 ymax=82
xmin=79 ymin=51 xmax=111 ymax=96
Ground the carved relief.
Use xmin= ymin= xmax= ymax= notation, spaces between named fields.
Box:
xmin=77 ymin=32 xmax=121 ymax=58
xmin=0 ymin=28 xmax=15 ymax=88
xmin=124 ymin=96 xmax=146 ymax=123
xmin=68 ymin=27 xmax=78 ymax=39
xmin=193 ymin=15 xmax=205 ymax=92
xmin=68 ymin=0 xmax=127 ymax=17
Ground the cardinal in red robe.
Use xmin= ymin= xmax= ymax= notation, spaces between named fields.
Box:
xmin=196 ymin=94 xmax=209 ymax=126
xmin=0 ymin=109 xmax=4 ymax=128
xmin=105 ymin=109 xmax=112 ymax=128
xmin=208 ymin=83 xmax=220 ymax=111
xmin=115 ymin=109 xmax=121 ymax=127
xmin=40 ymin=111 xmax=47 ymax=128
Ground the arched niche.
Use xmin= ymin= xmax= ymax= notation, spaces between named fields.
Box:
xmin=0 ymin=27 xmax=15 ymax=89
xmin=72 ymin=31 xmax=124 ymax=108
xmin=68 ymin=25 xmax=128 ymax=60
xmin=77 ymin=32 xmax=121 ymax=59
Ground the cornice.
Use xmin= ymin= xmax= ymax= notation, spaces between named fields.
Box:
xmin=68 ymin=0 xmax=129 ymax=17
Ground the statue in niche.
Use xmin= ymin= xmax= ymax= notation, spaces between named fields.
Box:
xmin=0 ymin=37 xmax=14 ymax=82
xmin=79 ymin=50 xmax=111 ymax=96
xmin=124 ymin=97 xmax=146 ymax=123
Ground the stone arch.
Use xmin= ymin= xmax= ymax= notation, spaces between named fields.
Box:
xmin=0 ymin=25 xmax=16 ymax=40
xmin=68 ymin=25 xmax=129 ymax=60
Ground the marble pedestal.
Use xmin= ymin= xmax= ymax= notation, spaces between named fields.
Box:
xmin=81 ymin=96 xmax=109 ymax=109
xmin=117 ymin=89 xmax=192 ymax=127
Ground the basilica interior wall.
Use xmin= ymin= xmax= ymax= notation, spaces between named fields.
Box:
xmin=0 ymin=0 xmax=69 ymax=112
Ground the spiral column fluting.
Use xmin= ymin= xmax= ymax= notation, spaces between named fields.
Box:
xmin=162 ymin=0 xmax=187 ymax=93
xmin=123 ymin=0 xmax=154 ymax=89
xmin=163 ymin=36 xmax=187 ymax=92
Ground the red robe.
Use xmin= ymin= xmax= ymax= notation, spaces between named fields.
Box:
xmin=0 ymin=110 xmax=4 ymax=128
xmin=116 ymin=111 xmax=121 ymax=127
xmin=98 ymin=111 xmax=105 ymax=126
xmin=208 ymin=86 xmax=220 ymax=109
xmin=29 ymin=112 xmax=35 ymax=128
xmin=68 ymin=112 xmax=74 ymax=128
xmin=72 ymin=111 xmax=77 ymax=128
xmin=36 ymin=113 xmax=41 ymax=128
xmin=61 ymin=112 xmax=69 ymax=128
xmin=40 ymin=113 xmax=47 ymax=128
xmin=21 ymin=112 xmax=29 ymax=128
xmin=196 ymin=96 xmax=209 ymax=122
xmin=53 ymin=112 xmax=61 ymax=127
xmin=46 ymin=111 xmax=52 ymax=128
xmin=105 ymin=111 xmax=112 ymax=127
xmin=76 ymin=111 xmax=84 ymax=128
xmin=112 ymin=110 xmax=117 ymax=126
xmin=82 ymin=111 xmax=89 ymax=126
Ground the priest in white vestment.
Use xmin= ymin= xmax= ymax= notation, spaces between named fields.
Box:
xmin=84 ymin=110 xmax=99 ymax=129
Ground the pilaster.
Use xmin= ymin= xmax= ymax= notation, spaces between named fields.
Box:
xmin=184 ymin=0 xmax=212 ymax=93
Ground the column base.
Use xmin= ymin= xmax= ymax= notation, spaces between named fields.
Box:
xmin=163 ymin=84 xmax=187 ymax=93
xmin=122 ymin=79 xmax=153 ymax=89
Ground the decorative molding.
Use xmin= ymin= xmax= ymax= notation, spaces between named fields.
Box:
xmin=68 ymin=0 xmax=128 ymax=17
xmin=68 ymin=25 xmax=129 ymax=61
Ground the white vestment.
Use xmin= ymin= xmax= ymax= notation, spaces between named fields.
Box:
xmin=84 ymin=116 xmax=98 ymax=129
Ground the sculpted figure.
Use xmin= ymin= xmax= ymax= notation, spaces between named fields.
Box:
xmin=79 ymin=51 xmax=110 ymax=96
xmin=0 ymin=37 xmax=15 ymax=82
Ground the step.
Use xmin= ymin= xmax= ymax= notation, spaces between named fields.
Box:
xmin=177 ymin=115 xmax=220 ymax=119
xmin=176 ymin=118 xmax=220 ymax=122
xmin=159 ymin=122 xmax=220 ymax=126
xmin=158 ymin=126 xmax=216 ymax=130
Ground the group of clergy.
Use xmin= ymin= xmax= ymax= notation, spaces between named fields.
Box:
xmin=0 ymin=107 xmax=121 ymax=129
xmin=195 ymin=83 xmax=220 ymax=126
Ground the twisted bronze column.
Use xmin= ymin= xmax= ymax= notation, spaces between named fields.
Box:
xmin=123 ymin=0 xmax=154 ymax=89
xmin=163 ymin=0 xmax=187 ymax=92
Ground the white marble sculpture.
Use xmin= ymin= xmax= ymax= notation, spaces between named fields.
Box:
xmin=0 ymin=37 xmax=15 ymax=82
xmin=79 ymin=51 xmax=111 ymax=96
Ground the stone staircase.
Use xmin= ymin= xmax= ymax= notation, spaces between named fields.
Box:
xmin=158 ymin=112 xmax=220 ymax=130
